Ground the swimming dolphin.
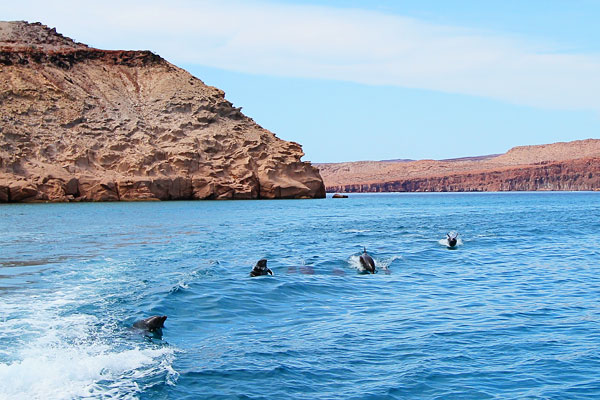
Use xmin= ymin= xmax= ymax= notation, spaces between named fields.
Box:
xmin=133 ymin=315 xmax=167 ymax=332
xmin=446 ymin=232 xmax=458 ymax=248
xmin=359 ymin=247 xmax=376 ymax=274
xmin=250 ymin=258 xmax=274 ymax=277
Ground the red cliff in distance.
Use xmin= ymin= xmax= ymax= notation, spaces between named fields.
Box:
xmin=318 ymin=140 xmax=600 ymax=193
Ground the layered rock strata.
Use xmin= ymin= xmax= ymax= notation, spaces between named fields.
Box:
xmin=319 ymin=140 xmax=600 ymax=192
xmin=327 ymin=158 xmax=600 ymax=193
xmin=0 ymin=21 xmax=325 ymax=202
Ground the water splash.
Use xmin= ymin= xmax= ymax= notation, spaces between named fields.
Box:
xmin=0 ymin=282 xmax=176 ymax=399
xmin=347 ymin=254 xmax=400 ymax=273
xmin=377 ymin=255 xmax=403 ymax=270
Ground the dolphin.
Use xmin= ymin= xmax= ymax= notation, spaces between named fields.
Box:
xmin=250 ymin=258 xmax=274 ymax=277
xmin=359 ymin=247 xmax=376 ymax=274
xmin=132 ymin=315 xmax=167 ymax=332
xmin=446 ymin=232 xmax=458 ymax=248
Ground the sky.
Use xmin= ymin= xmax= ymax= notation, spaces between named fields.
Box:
xmin=5 ymin=0 xmax=600 ymax=162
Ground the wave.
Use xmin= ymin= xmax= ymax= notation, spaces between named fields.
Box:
xmin=168 ymin=260 xmax=221 ymax=294
xmin=377 ymin=255 xmax=403 ymax=270
xmin=0 ymin=293 xmax=177 ymax=399
xmin=0 ymin=341 xmax=175 ymax=399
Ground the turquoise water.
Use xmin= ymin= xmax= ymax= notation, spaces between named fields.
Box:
xmin=1 ymin=192 xmax=600 ymax=399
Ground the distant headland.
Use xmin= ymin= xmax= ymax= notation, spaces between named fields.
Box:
xmin=317 ymin=139 xmax=600 ymax=192
xmin=0 ymin=21 xmax=325 ymax=202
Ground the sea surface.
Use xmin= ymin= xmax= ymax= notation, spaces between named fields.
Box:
xmin=1 ymin=192 xmax=600 ymax=399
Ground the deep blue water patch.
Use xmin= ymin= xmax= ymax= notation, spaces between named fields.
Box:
xmin=1 ymin=192 xmax=600 ymax=399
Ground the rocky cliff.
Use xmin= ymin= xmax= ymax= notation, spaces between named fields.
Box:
xmin=319 ymin=140 xmax=600 ymax=192
xmin=0 ymin=21 xmax=325 ymax=202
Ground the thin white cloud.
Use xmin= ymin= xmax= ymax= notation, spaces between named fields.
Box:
xmin=5 ymin=0 xmax=600 ymax=110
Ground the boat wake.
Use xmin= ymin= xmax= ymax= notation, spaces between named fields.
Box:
xmin=0 ymin=293 xmax=177 ymax=399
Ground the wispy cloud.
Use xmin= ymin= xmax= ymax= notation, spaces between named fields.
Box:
xmin=6 ymin=0 xmax=600 ymax=110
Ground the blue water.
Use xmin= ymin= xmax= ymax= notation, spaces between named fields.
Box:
xmin=1 ymin=192 xmax=600 ymax=399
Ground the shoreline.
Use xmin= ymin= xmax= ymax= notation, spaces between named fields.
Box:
xmin=1 ymin=190 xmax=598 ymax=205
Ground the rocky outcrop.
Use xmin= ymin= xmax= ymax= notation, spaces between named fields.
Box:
xmin=319 ymin=140 xmax=600 ymax=193
xmin=0 ymin=21 xmax=325 ymax=202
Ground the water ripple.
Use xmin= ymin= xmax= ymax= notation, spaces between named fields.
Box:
xmin=1 ymin=193 xmax=600 ymax=398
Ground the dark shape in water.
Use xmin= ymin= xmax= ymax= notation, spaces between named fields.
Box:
xmin=447 ymin=232 xmax=459 ymax=248
xmin=300 ymin=266 xmax=315 ymax=275
xmin=133 ymin=315 xmax=167 ymax=333
xmin=359 ymin=247 xmax=376 ymax=274
xmin=250 ymin=258 xmax=274 ymax=277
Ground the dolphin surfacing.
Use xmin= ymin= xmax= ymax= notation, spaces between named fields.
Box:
xmin=359 ymin=247 xmax=376 ymax=274
xmin=250 ymin=259 xmax=274 ymax=277
xmin=133 ymin=315 xmax=167 ymax=332
xmin=446 ymin=232 xmax=459 ymax=248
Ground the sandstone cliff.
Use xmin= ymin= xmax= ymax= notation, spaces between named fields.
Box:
xmin=0 ymin=21 xmax=325 ymax=202
xmin=319 ymin=139 xmax=600 ymax=192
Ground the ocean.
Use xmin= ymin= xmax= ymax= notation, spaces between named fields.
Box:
xmin=1 ymin=192 xmax=599 ymax=399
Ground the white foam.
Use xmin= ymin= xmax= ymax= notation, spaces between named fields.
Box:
xmin=0 ymin=290 xmax=177 ymax=399
xmin=348 ymin=254 xmax=365 ymax=272
xmin=172 ymin=281 xmax=190 ymax=291
xmin=377 ymin=255 xmax=402 ymax=270
xmin=0 ymin=346 xmax=174 ymax=400
xmin=438 ymin=238 xmax=464 ymax=247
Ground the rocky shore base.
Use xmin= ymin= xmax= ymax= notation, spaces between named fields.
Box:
xmin=1 ymin=171 xmax=325 ymax=202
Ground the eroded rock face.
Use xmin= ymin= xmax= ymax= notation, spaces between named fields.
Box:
xmin=0 ymin=21 xmax=325 ymax=202
xmin=325 ymin=158 xmax=600 ymax=193
xmin=319 ymin=140 xmax=600 ymax=193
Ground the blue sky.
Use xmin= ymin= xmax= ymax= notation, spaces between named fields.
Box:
xmin=5 ymin=0 xmax=600 ymax=162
